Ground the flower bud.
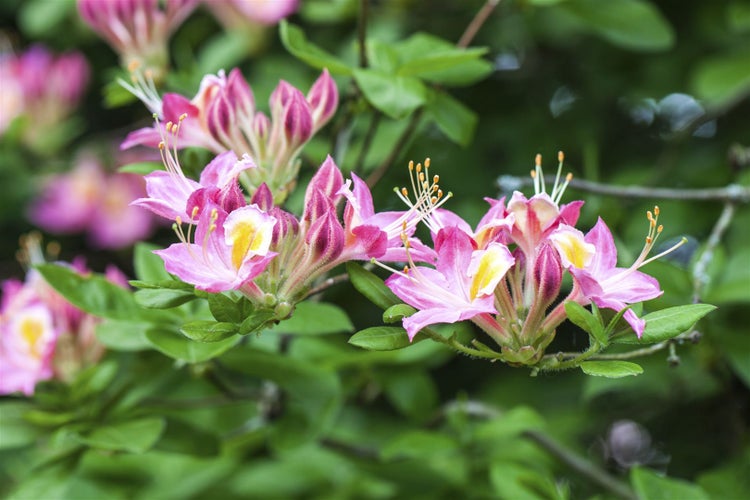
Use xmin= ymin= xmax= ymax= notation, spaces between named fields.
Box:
xmin=533 ymin=242 xmax=563 ymax=308
xmin=250 ymin=183 xmax=274 ymax=211
xmin=304 ymin=210 xmax=344 ymax=266
xmin=302 ymin=189 xmax=335 ymax=225
xmin=304 ymin=155 xmax=343 ymax=207
xmin=307 ymin=69 xmax=338 ymax=130
xmin=269 ymin=207 xmax=299 ymax=249
xmin=280 ymin=90 xmax=313 ymax=149
xmin=207 ymin=92 xmax=236 ymax=147
xmin=226 ymin=68 xmax=255 ymax=122
xmin=253 ymin=112 xmax=270 ymax=140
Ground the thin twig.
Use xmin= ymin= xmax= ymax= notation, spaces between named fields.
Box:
xmin=304 ymin=272 xmax=350 ymax=298
xmin=522 ymin=430 xmax=638 ymax=500
xmin=498 ymin=175 xmax=750 ymax=203
xmin=458 ymin=0 xmax=501 ymax=48
xmin=692 ymin=202 xmax=737 ymax=302
xmin=358 ymin=0 xmax=369 ymax=68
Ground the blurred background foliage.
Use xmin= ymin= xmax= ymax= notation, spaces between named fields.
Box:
xmin=1 ymin=0 xmax=748 ymax=498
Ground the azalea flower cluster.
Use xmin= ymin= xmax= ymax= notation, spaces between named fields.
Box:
xmin=0 ymin=235 xmax=126 ymax=395
xmin=135 ymin=134 xmax=429 ymax=320
xmin=0 ymin=44 xmax=89 ymax=146
xmin=123 ymin=68 xmax=338 ymax=203
xmin=382 ymin=154 xmax=680 ymax=364
xmin=77 ymin=0 xmax=298 ymax=80
xmin=29 ymin=152 xmax=158 ymax=249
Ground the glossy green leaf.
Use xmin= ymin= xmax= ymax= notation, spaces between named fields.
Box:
xmin=279 ymin=21 xmax=352 ymax=75
xmin=133 ymin=243 xmax=171 ymax=282
xmin=276 ymin=301 xmax=354 ymax=335
xmin=239 ymin=309 xmax=278 ymax=335
xmin=180 ymin=320 xmax=238 ymax=343
xmin=146 ymin=326 xmax=239 ymax=362
xmin=349 ymin=326 xmax=412 ymax=351
xmin=207 ymin=293 xmax=243 ymax=324
xmin=36 ymin=264 xmax=162 ymax=322
xmin=346 ymin=262 xmax=400 ymax=310
xmin=220 ymin=347 xmax=342 ymax=448
xmin=631 ymin=467 xmax=710 ymax=500
xmin=565 ymin=301 xmax=606 ymax=345
xmin=383 ymin=304 xmax=416 ymax=324
xmin=79 ymin=417 xmax=166 ymax=453
xmin=580 ymin=360 xmax=643 ymax=378
xmin=692 ymin=51 xmax=750 ymax=108
xmin=353 ymin=68 xmax=427 ymax=119
xmin=561 ymin=0 xmax=674 ymax=51
xmin=613 ymin=304 xmax=716 ymax=344
xmin=0 ymin=402 xmax=43 ymax=449
xmin=95 ymin=319 xmax=152 ymax=351
xmin=426 ymin=89 xmax=478 ymax=146
xmin=135 ymin=288 xmax=197 ymax=309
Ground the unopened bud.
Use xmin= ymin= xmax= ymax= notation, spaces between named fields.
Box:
xmin=533 ymin=243 xmax=563 ymax=308
xmin=307 ymin=68 xmax=338 ymax=130
xmin=304 ymin=211 xmax=344 ymax=265
xmin=305 ymin=155 xmax=343 ymax=207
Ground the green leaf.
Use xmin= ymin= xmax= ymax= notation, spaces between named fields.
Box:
xmin=279 ymin=21 xmax=352 ymax=75
xmin=36 ymin=264 xmax=162 ymax=322
xmin=490 ymin=462 xmax=564 ymax=500
xmin=197 ymin=30 xmax=255 ymax=74
xmin=565 ymin=301 xmax=607 ymax=345
xmin=613 ymin=304 xmax=716 ymax=344
xmin=383 ymin=304 xmax=417 ymax=324
xmin=79 ymin=417 xmax=165 ymax=453
xmin=146 ymin=326 xmax=239 ymax=362
xmin=18 ymin=0 xmax=73 ymax=37
xmin=133 ymin=243 xmax=171 ymax=282
xmin=70 ymin=360 xmax=118 ymax=400
xmin=0 ymin=402 xmax=43 ymax=449
xmin=394 ymin=32 xmax=491 ymax=84
xmin=474 ymin=407 xmax=545 ymax=442
xmin=135 ymin=288 xmax=197 ymax=309
xmin=631 ymin=467 xmax=710 ymax=500
xmin=560 ymin=0 xmax=675 ymax=52
xmin=239 ymin=309 xmax=278 ymax=335
xmin=207 ymin=293 xmax=243 ymax=323
xmin=692 ymin=50 xmax=750 ymax=110
xmin=381 ymin=430 xmax=458 ymax=461
xmin=353 ymin=69 xmax=427 ymax=119
xmin=95 ymin=319 xmax=152 ymax=351
xmin=380 ymin=368 xmax=438 ymax=421
xmin=346 ymin=262 xmax=400 ymax=310
xmin=276 ymin=301 xmax=354 ymax=335
xmin=180 ymin=320 xmax=238 ymax=343
xmin=580 ymin=360 xmax=643 ymax=378
xmin=426 ymin=89 xmax=478 ymax=146
xmin=220 ymin=347 xmax=342 ymax=448
xmin=118 ymin=161 xmax=163 ymax=175
xmin=349 ymin=326 xmax=412 ymax=351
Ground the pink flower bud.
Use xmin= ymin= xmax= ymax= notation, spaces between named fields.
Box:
xmin=302 ymin=189 xmax=335 ymax=225
xmin=250 ymin=183 xmax=274 ymax=211
xmin=226 ymin=68 xmax=255 ymax=122
xmin=307 ymin=69 xmax=338 ymax=130
xmin=269 ymin=80 xmax=297 ymax=112
xmin=533 ymin=242 xmax=563 ymax=308
xmin=304 ymin=155 xmax=343 ymax=208
xmin=281 ymin=90 xmax=313 ymax=149
xmin=207 ymin=92 xmax=236 ymax=146
xmin=269 ymin=207 xmax=299 ymax=249
xmin=304 ymin=210 xmax=344 ymax=265
xmin=253 ymin=112 xmax=270 ymax=140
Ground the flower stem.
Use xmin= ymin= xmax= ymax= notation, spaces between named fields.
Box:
xmin=692 ymin=202 xmax=736 ymax=302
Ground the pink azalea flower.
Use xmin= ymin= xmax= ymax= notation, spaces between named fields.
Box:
xmin=0 ymin=45 xmax=89 ymax=146
xmin=156 ymin=203 xmax=277 ymax=294
xmin=29 ymin=155 xmax=157 ymax=250
xmin=122 ymin=68 xmax=338 ymax=202
xmin=204 ymin=0 xmax=299 ymax=29
xmin=78 ymin=0 xmax=198 ymax=78
xmin=550 ymin=217 xmax=664 ymax=337
xmin=133 ymin=148 xmax=255 ymax=223
xmin=385 ymin=227 xmax=515 ymax=340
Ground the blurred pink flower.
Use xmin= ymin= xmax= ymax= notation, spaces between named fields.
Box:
xmin=204 ymin=0 xmax=299 ymax=29
xmin=78 ymin=0 xmax=198 ymax=78
xmin=29 ymin=154 xmax=157 ymax=249
xmin=0 ymin=45 xmax=89 ymax=145
xmin=0 ymin=236 xmax=126 ymax=395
